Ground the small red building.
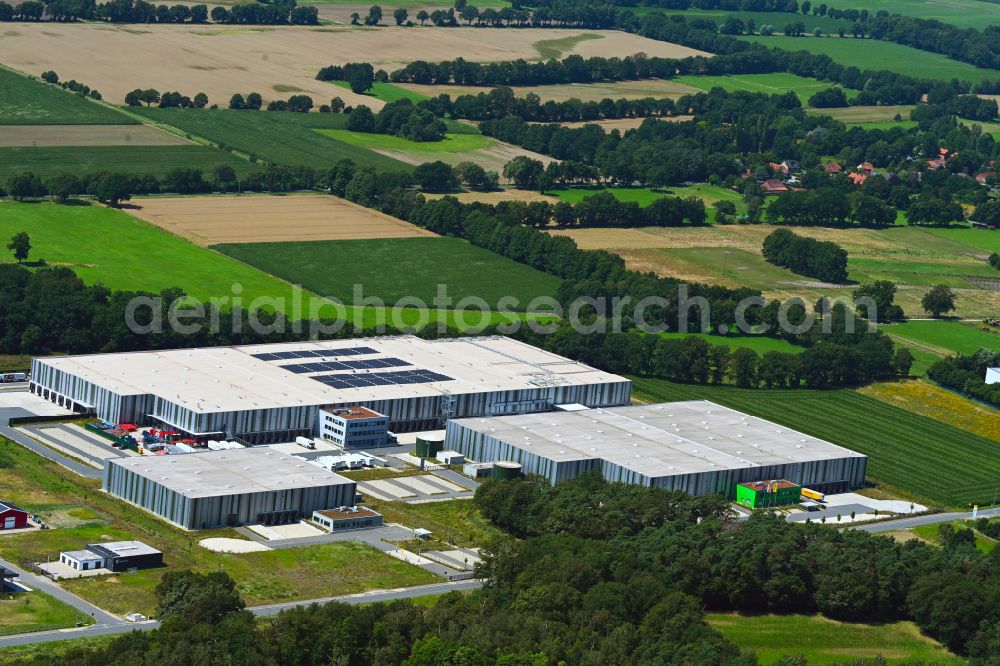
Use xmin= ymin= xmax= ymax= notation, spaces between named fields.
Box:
xmin=0 ymin=502 xmax=28 ymax=530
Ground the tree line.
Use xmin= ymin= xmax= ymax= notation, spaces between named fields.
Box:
xmin=762 ymin=228 xmax=849 ymax=283
xmin=928 ymin=348 xmax=1000 ymax=409
xmin=12 ymin=474 xmax=1000 ymax=665
xmin=0 ymin=0 xmax=317 ymax=23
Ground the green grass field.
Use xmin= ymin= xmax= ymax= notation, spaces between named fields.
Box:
xmin=0 ymin=67 xmax=134 ymax=125
xmin=0 ymin=145 xmax=256 ymax=182
xmin=621 ymin=5 xmax=853 ymax=31
xmin=135 ymin=108 xmax=411 ymax=172
xmin=547 ymin=184 xmax=747 ymax=222
xmin=675 ymin=72 xmax=853 ymax=105
xmin=927 ymin=227 xmax=1000 ymax=254
xmin=0 ymin=200 xmax=311 ymax=308
xmin=533 ymin=33 xmax=604 ymax=60
xmin=741 ymin=35 xmax=1000 ymax=82
xmin=808 ymin=105 xmax=915 ymax=124
xmin=632 ymin=376 xmax=1000 ymax=507
xmin=0 ymin=590 xmax=93 ymax=637
xmin=707 ymin=613 xmax=963 ymax=665
xmin=213 ymin=237 xmax=563 ymax=311
xmin=913 ymin=521 xmax=998 ymax=554
xmin=315 ymin=129 xmax=495 ymax=154
xmin=0 ymin=437 xmax=437 ymax=616
xmin=331 ymin=81 xmax=430 ymax=104
xmin=820 ymin=0 xmax=1000 ymax=29
xmin=364 ymin=499 xmax=503 ymax=548
xmin=879 ymin=320 xmax=1000 ymax=358
xmin=659 ymin=247 xmax=807 ymax=289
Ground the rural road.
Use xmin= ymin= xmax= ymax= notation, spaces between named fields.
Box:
xmin=852 ymin=506 xmax=1000 ymax=533
xmin=0 ymin=579 xmax=483 ymax=649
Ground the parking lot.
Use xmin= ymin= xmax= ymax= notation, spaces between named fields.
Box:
xmin=356 ymin=474 xmax=474 ymax=503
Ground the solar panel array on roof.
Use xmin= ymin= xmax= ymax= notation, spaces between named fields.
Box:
xmin=251 ymin=346 xmax=378 ymax=361
xmin=279 ymin=358 xmax=411 ymax=374
xmin=312 ymin=369 xmax=453 ymax=389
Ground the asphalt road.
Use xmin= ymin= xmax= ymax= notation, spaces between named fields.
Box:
xmin=854 ymin=506 xmax=1000 ymax=533
xmin=0 ymin=579 xmax=482 ymax=649
xmin=0 ymin=407 xmax=101 ymax=479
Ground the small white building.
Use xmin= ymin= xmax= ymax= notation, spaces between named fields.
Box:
xmin=986 ymin=368 xmax=1000 ymax=385
xmin=436 ymin=450 xmax=465 ymax=465
xmin=320 ymin=406 xmax=389 ymax=449
xmin=60 ymin=549 xmax=104 ymax=572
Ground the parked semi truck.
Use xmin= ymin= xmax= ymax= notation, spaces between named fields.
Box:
xmin=0 ymin=372 xmax=26 ymax=382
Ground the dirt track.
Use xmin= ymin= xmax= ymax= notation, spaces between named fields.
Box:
xmin=124 ymin=194 xmax=436 ymax=245
xmin=0 ymin=24 xmax=708 ymax=109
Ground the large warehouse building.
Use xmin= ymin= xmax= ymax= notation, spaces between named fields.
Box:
xmin=102 ymin=448 xmax=357 ymax=530
xmin=445 ymin=400 xmax=867 ymax=496
xmin=31 ymin=336 xmax=630 ymax=443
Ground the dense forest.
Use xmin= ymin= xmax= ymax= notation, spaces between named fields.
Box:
xmin=10 ymin=475 xmax=1000 ymax=665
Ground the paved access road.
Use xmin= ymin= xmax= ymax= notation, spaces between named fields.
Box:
xmin=854 ymin=506 xmax=1000 ymax=533
xmin=0 ymin=578 xmax=482 ymax=649
xmin=0 ymin=407 xmax=101 ymax=479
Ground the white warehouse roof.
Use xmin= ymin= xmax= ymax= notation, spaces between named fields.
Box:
xmin=34 ymin=336 xmax=625 ymax=413
xmin=450 ymin=400 xmax=865 ymax=477
xmin=106 ymin=448 xmax=353 ymax=499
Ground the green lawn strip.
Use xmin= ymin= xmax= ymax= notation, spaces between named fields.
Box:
xmin=0 ymin=66 xmax=135 ymax=125
xmin=532 ymin=33 xmax=603 ymax=60
xmin=674 ymin=72 xmax=853 ymax=105
xmin=0 ymin=590 xmax=94 ymax=637
xmin=546 ymin=184 xmax=747 ymax=222
xmin=912 ymin=521 xmax=998 ymax=554
xmin=364 ymin=498 xmax=503 ymax=548
xmin=134 ymin=108 xmax=412 ymax=172
xmin=331 ymin=81 xmax=430 ymax=104
xmin=926 ymin=227 xmax=1000 ymax=254
xmin=630 ymin=376 xmax=1000 ymax=507
xmin=315 ymin=128 xmax=495 ymax=154
xmin=847 ymin=256 xmax=996 ymax=288
xmin=0 ymin=437 xmax=437 ymax=616
xmin=213 ymin=237 xmax=562 ymax=311
xmin=0 ymin=633 xmax=117 ymax=665
xmin=879 ymin=320 xmax=1000 ymax=357
xmin=739 ymin=34 xmax=1000 ymax=82
xmin=659 ymin=331 xmax=805 ymax=355
xmin=617 ymin=5 xmax=854 ymax=31
xmin=0 ymin=145 xmax=254 ymax=181
xmin=707 ymin=612 xmax=964 ymax=665
xmin=807 ymin=105 xmax=915 ymax=123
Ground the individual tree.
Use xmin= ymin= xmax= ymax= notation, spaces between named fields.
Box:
xmin=228 ymin=93 xmax=246 ymax=110
xmin=285 ymin=95 xmax=313 ymax=112
xmin=413 ymin=160 xmax=458 ymax=192
xmin=346 ymin=65 xmax=374 ymax=94
xmin=350 ymin=11 xmax=360 ymax=23
xmin=139 ymin=88 xmax=161 ymax=106
xmin=193 ymin=92 xmax=209 ymax=108
xmin=853 ymin=280 xmax=904 ymax=322
xmin=246 ymin=92 xmax=263 ymax=110
xmin=503 ymin=156 xmax=544 ymax=189
xmin=894 ymin=347 xmax=914 ymax=377
xmin=6 ymin=232 xmax=30 ymax=264
xmin=155 ymin=570 xmax=245 ymax=625
xmin=416 ymin=9 xmax=428 ymax=23
xmin=345 ymin=105 xmax=377 ymax=132
xmin=47 ymin=173 xmax=81 ymax=204
xmin=94 ymin=173 xmax=132 ymax=208
xmin=330 ymin=96 xmax=345 ymax=112
xmin=728 ymin=348 xmax=761 ymax=388
xmin=124 ymin=89 xmax=143 ymax=106
xmin=921 ymin=284 xmax=957 ymax=318
xmin=393 ymin=7 xmax=407 ymax=24
xmin=365 ymin=4 xmax=381 ymax=24
xmin=40 ymin=70 xmax=58 ymax=84
xmin=212 ymin=164 xmax=237 ymax=189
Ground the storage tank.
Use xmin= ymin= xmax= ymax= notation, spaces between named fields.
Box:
xmin=415 ymin=434 xmax=445 ymax=458
xmin=491 ymin=461 xmax=522 ymax=480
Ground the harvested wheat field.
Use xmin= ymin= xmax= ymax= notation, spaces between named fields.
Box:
xmin=0 ymin=124 xmax=190 ymax=147
xmin=397 ymin=78 xmax=703 ymax=103
xmin=374 ymin=139 xmax=557 ymax=175
xmin=124 ymin=194 xmax=436 ymax=245
xmin=552 ymin=116 xmax=692 ymax=131
xmin=424 ymin=189 xmax=559 ymax=204
xmin=0 ymin=24 xmax=706 ymax=110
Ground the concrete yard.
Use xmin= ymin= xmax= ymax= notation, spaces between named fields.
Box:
xmin=246 ymin=521 xmax=325 ymax=541
xmin=199 ymin=538 xmax=271 ymax=554
xmin=0 ymin=391 xmax=73 ymax=416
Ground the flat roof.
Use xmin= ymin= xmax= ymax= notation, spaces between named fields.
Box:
xmin=88 ymin=541 xmax=161 ymax=557
xmin=322 ymin=406 xmax=385 ymax=420
xmin=450 ymin=400 xmax=866 ymax=479
xmin=739 ymin=479 xmax=800 ymax=492
xmin=36 ymin=336 xmax=625 ymax=414
xmin=63 ymin=550 xmax=102 ymax=561
xmin=315 ymin=507 xmax=381 ymax=520
xmin=107 ymin=447 xmax=354 ymax=498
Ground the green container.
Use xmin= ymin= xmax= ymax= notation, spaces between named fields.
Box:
xmin=415 ymin=435 xmax=443 ymax=458
xmin=491 ymin=461 xmax=522 ymax=481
